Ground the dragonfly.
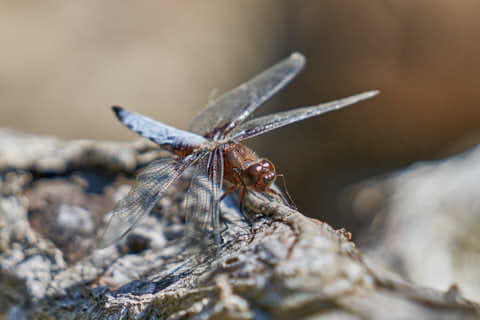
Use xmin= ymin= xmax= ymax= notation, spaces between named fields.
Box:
xmin=98 ymin=52 xmax=378 ymax=249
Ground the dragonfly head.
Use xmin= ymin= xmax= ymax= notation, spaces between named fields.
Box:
xmin=244 ymin=159 xmax=276 ymax=192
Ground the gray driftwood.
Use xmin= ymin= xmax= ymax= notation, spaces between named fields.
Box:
xmin=346 ymin=144 xmax=480 ymax=303
xmin=0 ymin=128 xmax=479 ymax=320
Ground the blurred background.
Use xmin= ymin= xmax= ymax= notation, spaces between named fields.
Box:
xmin=2 ymin=1 xmax=480 ymax=289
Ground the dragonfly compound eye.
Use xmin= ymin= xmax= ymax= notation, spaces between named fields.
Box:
xmin=260 ymin=160 xmax=276 ymax=184
xmin=244 ymin=160 xmax=276 ymax=191
xmin=244 ymin=163 xmax=262 ymax=187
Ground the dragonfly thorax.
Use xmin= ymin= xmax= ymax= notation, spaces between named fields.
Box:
xmin=223 ymin=143 xmax=276 ymax=192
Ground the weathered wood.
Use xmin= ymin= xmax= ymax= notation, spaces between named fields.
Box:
xmin=347 ymin=145 xmax=480 ymax=303
xmin=0 ymin=128 xmax=478 ymax=319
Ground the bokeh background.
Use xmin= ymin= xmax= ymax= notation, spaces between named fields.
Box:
xmin=2 ymin=1 xmax=480 ymax=236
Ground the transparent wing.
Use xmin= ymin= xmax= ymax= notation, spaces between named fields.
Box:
xmin=97 ymin=154 xmax=202 ymax=249
xmin=113 ymin=106 xmax=207 ymax=151
xmin=182 ymin=159 xmax=213 ymax=242
xmin=189 ymin=52 xmax=306 ymax=137
xmin=207 ymin=147 xmax=224 ymax=245
xmin=229 ymin=90 xmax=379 ymax=141
xmin=183 ymin=148 xmax=224 ymax=246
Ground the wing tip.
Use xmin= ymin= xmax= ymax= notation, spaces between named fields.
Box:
xmin=366 ymin=89 xmax=380 ymax=98
xmin=337 ymin=90 xmax=379 ymax=109
xmin=112 ymin=105 xmax=124 ymax=119
xmin=96 ymin=229 xmax=115 ymax=249
xmin=346 ymin=90 xmax=380 ymax=105
xmin=290 ymin=52 xmax=306 ymax=68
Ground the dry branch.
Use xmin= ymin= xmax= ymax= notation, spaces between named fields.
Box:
xmin=0 ymin=129 xmax=478 ymax=319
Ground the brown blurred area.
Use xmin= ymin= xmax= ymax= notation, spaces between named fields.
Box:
xmin=2 ymin=1 xmax=480 ymax=234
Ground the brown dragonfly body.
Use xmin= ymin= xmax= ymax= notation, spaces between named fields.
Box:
xmin=221 ymin=143 xmax=277 ymax=201
xmin=174 ymin=141 xmax=278 ymax=209
xmin=98 ymin=52 xmax=378 ymax=249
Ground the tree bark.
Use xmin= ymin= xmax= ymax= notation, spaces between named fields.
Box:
xmin=0 ymin=128 xmax=478 ymax=320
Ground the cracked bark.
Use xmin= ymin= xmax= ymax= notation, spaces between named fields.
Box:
xmin=0 ymin=128 xmax=479 ymax=320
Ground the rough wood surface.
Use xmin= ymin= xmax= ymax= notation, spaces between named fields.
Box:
xmin=1 ymin=128 xmax=479 ymax=319
xmin=346 ymin=145 xmax=480 ymax=303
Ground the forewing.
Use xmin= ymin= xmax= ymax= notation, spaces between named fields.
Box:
xmin=229 ymin=90 xmax=379 ymax=141
xmin=113 ymin=106 xmax=207 ymax=151
xmin=97 ymin=154 xmax=201 ymax=249
xmin=189 ymin=52 xmax=305 ymax=137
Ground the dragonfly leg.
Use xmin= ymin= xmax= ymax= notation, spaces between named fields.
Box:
xmin=239 ymin=187 xmax=254 ymax=232
xmin=267 ymin=187 xmax=293 ymax=208
xmin=275 ymin=174 xmax=297 ymax=209
xmin=219 ymin=185 xmax=236 ymax=202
